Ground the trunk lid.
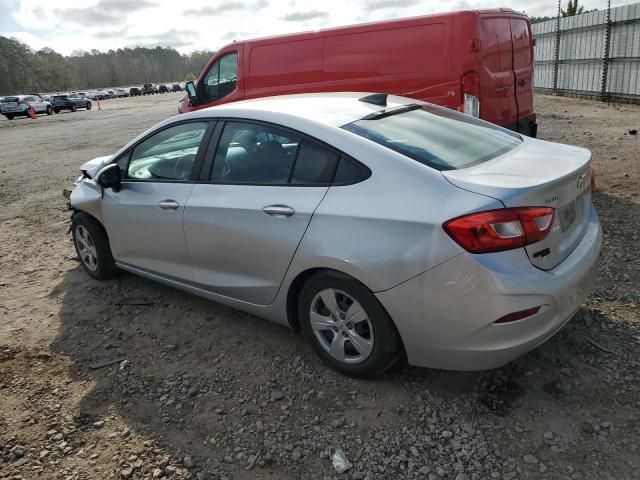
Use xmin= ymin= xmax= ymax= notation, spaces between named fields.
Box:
xmin=443 ymin=137 xmax=592 ymax=270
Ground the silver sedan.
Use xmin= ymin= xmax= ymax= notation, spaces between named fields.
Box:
xmin=68 ymin=93 xmax=602 ymax=377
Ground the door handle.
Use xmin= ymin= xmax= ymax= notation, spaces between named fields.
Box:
xmin=158 ymin=199 xmax=180 ymax=211
xmin=262 ymin=204 xmax=295 ymax=218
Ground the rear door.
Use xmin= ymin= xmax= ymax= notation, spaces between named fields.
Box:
xmin=509 ymin=18 xmax=534 ymax=128
xmin=184 ymin=120 xmax=339 ymax=305
xmin=478 ymin=16 xmax=518 ymax=127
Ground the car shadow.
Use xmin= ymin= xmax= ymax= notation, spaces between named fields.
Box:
xmin=49 ymin=189 xmax=639 ymax=478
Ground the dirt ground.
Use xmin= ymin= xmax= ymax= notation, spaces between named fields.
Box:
xmin=0 ymin=93 xmax=639 ymax=480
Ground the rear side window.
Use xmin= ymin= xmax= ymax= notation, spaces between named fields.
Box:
xmin=334 ymin=155 xmax=365 ymax=183
xmin=342 ymin=104 xmax=521 ymax=171
xmin=291 ymin=141 xmax=340 ymax=184
xmin=211 ymin=122 xmax=300 ymax=184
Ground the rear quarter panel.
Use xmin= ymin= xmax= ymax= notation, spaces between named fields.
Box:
xmin=284 ymin=136 xmax=504 ymax=293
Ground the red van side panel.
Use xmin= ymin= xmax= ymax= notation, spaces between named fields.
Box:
xmin=248 ymin=38 xmax=323 ymax=93
xmin=243 ymin=18 xmax=461 ymax=111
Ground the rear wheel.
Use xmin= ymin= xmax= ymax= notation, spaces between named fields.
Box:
xmin=46 ymin=106 xmax=53 ymax=115
xmin=71 ymin=213 xmax=117 ymax=280
xmin=298 ymin=271 xmax=403 ymax=378
xmin=71 ymin=104 xmax=77 ymax=112
xmin=86 ymin=101 xmax=92 ymax=110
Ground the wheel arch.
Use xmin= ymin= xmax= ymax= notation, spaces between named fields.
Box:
xmin=285 ymin=267 xmax=405 ymax=353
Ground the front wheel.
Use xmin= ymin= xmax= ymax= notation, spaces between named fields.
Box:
xmin=71 ymin=104 xmax=77 ymax=112
xmin=298 ymin=271 xmax=403 ymax=378
xmin=46 ymin=106 xmax=53 ymax=115
xmin=86 ymin=102 xmax=92 ymax=110
xmin=71 ymin=213 xmax=117 ymax=280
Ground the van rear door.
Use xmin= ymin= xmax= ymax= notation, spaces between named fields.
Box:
xmin=478 ymin=15 xmax=518 ymax=128
xmin=510 ymin=17 xmax=534 ymax=132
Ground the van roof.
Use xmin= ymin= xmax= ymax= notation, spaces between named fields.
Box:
xmin=220 ymin=8 xmax=527 ymax=46
xmin=184 ymin=92 xmax=420 ymax=128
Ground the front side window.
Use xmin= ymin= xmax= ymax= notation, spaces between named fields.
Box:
xmin=342 ymin=104 xmax=522 ymax=171
xmin=211 ymin=122 xmax=300 ymax=184
xmin=126 ymin=122 xmax=208 ymax=181
xmin=202 ymin=53 xmax=238 ymax=102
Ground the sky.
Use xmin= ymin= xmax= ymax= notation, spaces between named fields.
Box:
xmin=0 ymin=0 xmax=615 ymax=55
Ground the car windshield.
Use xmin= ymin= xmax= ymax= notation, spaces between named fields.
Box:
xmin=341 ymin=104 xmax=522 ymax=171
xmin=53 ymin=95 xmax=68 ymax=99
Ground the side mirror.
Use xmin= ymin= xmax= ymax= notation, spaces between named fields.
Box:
xmin=97 ymin=163 xmax=122 ymax=192
xmin=186 ymin=81 xmax=198 ymax=105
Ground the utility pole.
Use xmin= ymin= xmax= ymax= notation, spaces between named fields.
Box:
xmin=601 ymin=0 xmax=612 ymax=102
xmin=553 ymin=0 xmax=562 ymax=94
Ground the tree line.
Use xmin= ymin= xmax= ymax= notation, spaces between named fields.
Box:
xmin=0 ymin=36 xmax=213 ymax=95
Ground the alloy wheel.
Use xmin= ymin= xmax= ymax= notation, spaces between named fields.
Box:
xmin=75 ymin=225 xmax=99 ymax=272
xmin=310 ymin=288 xmax=374 ymax=364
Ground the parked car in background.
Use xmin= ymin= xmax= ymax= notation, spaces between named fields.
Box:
xmin=51 ymin=94 xmax=92 ymax=113
xmin=1 ymin=94 xmax=52 ymax=119
xmin=180 ymin=8 xmax=536 ymax=136
xmin=114 ymin=88 xmax=129 ymax=98
xmin=130 ymin=87 xmax=142 ymax=96
xmin=89 ymin=90 xmax=110 ymax=100
xmin=172 ymin=83 xmax=182 ymax=92
xmin=68 ymin=93 xmax=600 ymax=377
xmin=158 ymin=84 xmax=170 ymax=94
xmin=142 ymin=83 xmax=158 ymax=95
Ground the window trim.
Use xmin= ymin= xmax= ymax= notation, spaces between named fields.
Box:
xmin=199 ymin=117 xmax=371 ymax=187
xmin=112 ymin=119 xmax=217 ymax=184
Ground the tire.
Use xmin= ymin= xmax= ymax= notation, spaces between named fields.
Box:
xmin=54 ymin=108 xmax=59 ymax=114
xmin=71 ymin=104 xmax=77 ymax=112
xmin=6 ymin=114 xmax=14 ymax=120
xmin=86 ymin=102 xmax=92 ymax=110
xmin=46 ymin=106 xmax=53 ymax=115
xmin=71 ymin=212 xmax=117 ymax=280
xmin=298 ymin=271 xmax=403 ymax=378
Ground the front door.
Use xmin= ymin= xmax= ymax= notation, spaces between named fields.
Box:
xmin=184 ymin=120 xmax=341 ymax=305
xmin=101 ymin=121 xmax=211 ymax=281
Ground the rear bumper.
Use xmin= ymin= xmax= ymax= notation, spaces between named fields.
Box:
xmin=376 ymin=205 xmax=602 ymax=371
xmin=504 ymin=114 xmax=537 ymax=137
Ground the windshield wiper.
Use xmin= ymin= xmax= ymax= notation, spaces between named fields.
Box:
xmin=361 ymin=104 xmax=422 ymax=121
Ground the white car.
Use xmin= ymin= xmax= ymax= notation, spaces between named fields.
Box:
xmin=68 ymin=93 xmax=602 ymax=377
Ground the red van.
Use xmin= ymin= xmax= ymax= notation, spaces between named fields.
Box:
xmin=180 ymin=8 xmax=536 ymax=136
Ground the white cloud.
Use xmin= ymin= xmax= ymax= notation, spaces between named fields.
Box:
xmin=3 ymin=0 xmax=615 ymax=55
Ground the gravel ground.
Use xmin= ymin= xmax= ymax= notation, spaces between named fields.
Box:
xmin=0 ymin=93 xmax=639 ymax=480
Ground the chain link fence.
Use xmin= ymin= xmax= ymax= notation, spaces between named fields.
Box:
xmin=532 ymin=2 xmax=640 ymax=102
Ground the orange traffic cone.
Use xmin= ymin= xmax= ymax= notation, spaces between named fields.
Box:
xmin=28 ymin=104 xmax=36 ymax=119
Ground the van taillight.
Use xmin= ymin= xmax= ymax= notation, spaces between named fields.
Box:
xmin=443 ymin=207 xmax=555 ymax=254
xmin=461 ymin=71 xmax=480 ymax=118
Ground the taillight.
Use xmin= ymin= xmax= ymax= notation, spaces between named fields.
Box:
xmin=443 ymin=207 xmax=555 ymax=254
xmin=461 ymin=71 xmax=480 ymax=118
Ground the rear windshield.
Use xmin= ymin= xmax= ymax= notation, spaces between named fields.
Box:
xmin=341 ymin=104 xmax=522 ymax=171
xmin=53 ymin=95 xmax=68 ymax=99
